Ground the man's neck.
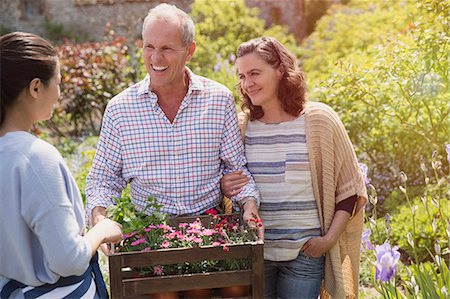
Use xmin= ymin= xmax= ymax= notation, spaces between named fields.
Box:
xmin=151 ymin=71 xmax=190 ymax=104
xmin=152 ymin=73 xmax=190 ymax=123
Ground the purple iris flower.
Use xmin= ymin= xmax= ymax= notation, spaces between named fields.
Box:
xmin=446 ymin=144 xmax=450 ymax=165
xmin=358 ymin=163 xmax=370 ymax=186
xmin=374 ymin=243 xmax=401 ymax=282
xmin=361 ymin=228 xmax=373 ymax=251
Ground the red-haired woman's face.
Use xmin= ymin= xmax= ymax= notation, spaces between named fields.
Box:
xmin=237 ymin=52 xmax=282 ymax=109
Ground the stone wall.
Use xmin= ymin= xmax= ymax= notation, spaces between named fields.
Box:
xmin=0 ymin=0 xmax=193 ymax=40
xmin=246 ymin=0 xmax=306 ymax=40
xmin=0 ymin=0 xmax=306 ymax=41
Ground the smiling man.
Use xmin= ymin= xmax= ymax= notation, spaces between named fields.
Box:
xmin=85 ymin=3 xmax=262 ymax=238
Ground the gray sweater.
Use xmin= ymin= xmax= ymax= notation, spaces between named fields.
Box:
xmin=0 ymin=132 xmax=91 ymax=290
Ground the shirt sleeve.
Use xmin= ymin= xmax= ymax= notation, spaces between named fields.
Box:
xmin=219 ymin=94 xmax=260 ymax=206
xmin=85 ymin=103 xmax=127 ymax=226
xmin=21 ymin=148 xmax=92 ymax=277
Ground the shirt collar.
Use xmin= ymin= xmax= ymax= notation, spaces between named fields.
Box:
xmin=137 ymin=67 xmax=204 ymax=104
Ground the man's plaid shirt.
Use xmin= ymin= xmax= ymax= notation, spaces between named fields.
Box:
xmin=85 ymin=69 xmax=259 ymax=224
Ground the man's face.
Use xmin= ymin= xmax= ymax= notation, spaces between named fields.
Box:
xmin=142 ymin=18 xmax=195 ymax=93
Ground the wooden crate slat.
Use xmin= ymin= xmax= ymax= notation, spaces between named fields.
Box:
xmin=111 ymin=243 xmax=254 ymax=268
xmin=109 ymin=250 xmax=124 ymax=298
xmin=251 ymin=242 xmax=264 ymax=299
xmin=122 ymin=271 xmax=251 ymax=295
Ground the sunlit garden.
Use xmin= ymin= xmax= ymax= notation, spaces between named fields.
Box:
xmin=21 ymin=0 xmax=449 ymax=297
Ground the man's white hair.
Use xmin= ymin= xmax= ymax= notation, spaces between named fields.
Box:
xmin=142 ymin=3 xmax=195 ymax=46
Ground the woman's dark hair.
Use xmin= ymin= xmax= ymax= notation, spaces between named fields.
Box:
xmin=236 ymin=36 xmax=307 ymax=121
xmin=0 ymin=32 xmax=58 ymax=125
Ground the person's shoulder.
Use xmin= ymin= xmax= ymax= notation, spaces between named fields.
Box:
xmin=305 ymin=101 xmax=344 ymax=128
xmin=108 ymin=78 xmax=145 ymax=107
xmin=3 ymin=133 xmax=63 ymax=172
xmin=305 ymin=101 xmax=335 ymax=114
xmin=305 ymin=101 xmax=340 ymax=119
xmin=27 ymin=137 xmax=63 ymax=163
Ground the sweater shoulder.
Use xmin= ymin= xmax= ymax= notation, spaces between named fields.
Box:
xmin=305 ymin=101 xmax=342 ymax=127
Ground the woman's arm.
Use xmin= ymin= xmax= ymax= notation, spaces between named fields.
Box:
xmin=301 ymin=210 xmax=351 ymax=257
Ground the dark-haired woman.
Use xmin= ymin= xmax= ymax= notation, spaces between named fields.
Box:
xmin=221 ymin=37 xmax=367 ymax=298
xmin=0 ymin=32 xmax=123 ymax=298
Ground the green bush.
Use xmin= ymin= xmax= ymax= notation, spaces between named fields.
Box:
xmin=300 ymin=0 xmax=450 ymax=201
xmin=46 ymin=35 xmax=142 ymax=138
xmin=189 ymin=0 xmax=298 ymax=97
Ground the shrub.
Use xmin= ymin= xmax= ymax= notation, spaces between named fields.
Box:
xmin=300 ymin=0 xmax=450 ymax=202
xmin=44 ymin=34 xmax=142 ymax=138
xmin=189 ymin=0 xmax=298 ymax=97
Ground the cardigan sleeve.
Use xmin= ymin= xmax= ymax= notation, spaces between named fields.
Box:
xmin=327 ymin=105 xmax=368 ymax=214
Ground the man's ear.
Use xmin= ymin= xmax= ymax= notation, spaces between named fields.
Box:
xmin=186 ymin=41 xmax=196 ymax=62
xmin=28 ymin=78 xmax=41 ymax=99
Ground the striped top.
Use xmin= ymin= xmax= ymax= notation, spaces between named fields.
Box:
xmin=245 ymin=115 xmax=321 ymax=261
xmin=85 ymin=68 xmax=260 ymax=225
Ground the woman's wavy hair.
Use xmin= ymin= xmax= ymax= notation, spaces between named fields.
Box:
xmin=0 ymin=32 xmax=57 ymax=126
xmin=236 ymin=36 xmax=307 ymax=120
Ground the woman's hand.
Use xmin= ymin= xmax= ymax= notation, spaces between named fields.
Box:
xmin=86 ymin=218 xmax=123 ymax=255
xmin=95 ymin=218 xmax=123 ymax=244
xmin=221 ymin=170 xmax=249 ymax=197
xmin=301 ymin=210 xmax=352 ymax=257
xmin=242 ymin=200 xmax=265 ymax=240
xmin=300 ymin=236 xmax=333 ymax=257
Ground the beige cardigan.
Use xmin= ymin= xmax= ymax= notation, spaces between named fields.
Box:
xmin=238 ymin=101 xmax=367 ymax=298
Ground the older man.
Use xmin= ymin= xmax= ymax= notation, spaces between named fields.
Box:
xmin=86 ymin=3 xmax=261 ymax=236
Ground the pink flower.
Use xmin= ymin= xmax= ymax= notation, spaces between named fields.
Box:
xmin=178 ymin=223 xmax=188 ymax=229
xmin=157 ymin=224 xmax=173 ymax=232
xmin=131 ymin=238 xmax=146 ymax=246
xmin=123 ymin=231 xmax=137 ymax=239
xmin=160 ymin=240 xmax=171 ymax=249
xmin=189 ymin=221 xmax=202 ymax=230
xmin=193 ymin=237 xmax=203 ymax=244
xmin=165 ymin=232 xmax=177 ymax=240
xmin=185 ymin=235 xmax=195 ymax=243
xmin=212 ymin=242 xmax=221 ymax=247
xmin=143 ymin=225 xmax=156 ymax=232
xmin=187 ymin=228 xmax=201 ymax=235
xmin=153 ymin=265 xmax=164 ymax=276
xmin=202 ymin=229 xmax=215 ymax=236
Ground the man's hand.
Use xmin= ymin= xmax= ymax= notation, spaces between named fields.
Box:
xmin=91 ymin=206 xmax=110 ymax=254
xmin=221 ymin=170 xmax=249 ymax=197
xmin=241 ymin=199 xmax=264 ymax=240
xmin=92 ymin=206 xmax=107 ymax=226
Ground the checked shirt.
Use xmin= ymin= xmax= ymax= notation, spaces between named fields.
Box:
xmin=85 ymin=68 xmax=259 ymax=224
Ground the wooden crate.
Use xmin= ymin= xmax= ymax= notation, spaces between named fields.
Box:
xmin=109 ymin=215 xmax=263 ymax=298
